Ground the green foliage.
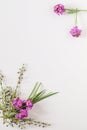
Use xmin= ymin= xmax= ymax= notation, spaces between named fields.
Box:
xmin=28 ymin=82 xmax=58 ymax=103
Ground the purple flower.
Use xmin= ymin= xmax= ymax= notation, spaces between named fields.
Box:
xmin=15 ymin=109 xmax=28 ymax=119
xmin=12 ymin=98 xmax=23 ymax=109
xmin=54 ymin=4 xmax=65 ymax=15
xmin=23 ymin=100 xmax=33 ymax=109
xmin=15 ymin=113 xmax=19 ymax=119
xmin=70 ymin=26 xmax=82 ymax=37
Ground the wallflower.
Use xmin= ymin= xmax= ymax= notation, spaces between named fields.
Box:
xmin=70 ymin=26 xmax=82 ymax=37
xmin=15 ymin=109 xmax=28 ymax=119
xmin=54 ymin=4 xmax=65 ymax=15
xmin=12 ymin=98 xmax=33 ymax=110
xmin=12 ymin=98 xmax=22 ymax=109
xmin=23 ymin=100 xmax=33 ymax=109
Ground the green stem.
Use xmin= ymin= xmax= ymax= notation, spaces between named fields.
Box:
xmin=65 ymin=8 xmax=80 ymax=14
xmin=65 ymin=8 xmax=72 ymax=11
xmin=78 ymin=9 xmax=87 ymax=12
xmin=75 ymin=8 xmax=78 ymax=26
xmin=65 ymin=8 xmax=87 ymax=12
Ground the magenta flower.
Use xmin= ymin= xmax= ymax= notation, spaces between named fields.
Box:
xmin=54 ymin=4 xmax=65 ymax=15
xmin=13 ymin=98 xmax=33 ymax=119
xmin=70 ymin=26 xmax=82 ymax=37
xmin=15 ymin=113 xmax=19 ymax=119
xmin=12 ymin=98 xmax=23 ymax=109
xmin=15 ymin=109 xmax=28 ymax=119
xmin=23 ymin=100 xmax=33 ymax=109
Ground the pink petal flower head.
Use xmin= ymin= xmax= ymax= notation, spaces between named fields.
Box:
xmin=54 ymin=4 xmax=65 ymax=15
xmin=23 ymin=100 xmax=33 ymax=109
xmin=12 ymin=98 xmax=23 ymax=109
xmin=26 ymin=100 xmax=33 ymax=109
xmin=15 ymin=109 xmax=28 ymax=119
xmin=70 ymin=26 xmax=82 ymax=37
xmin=19 ymin=109 xmax=28 ymax=119
xmin=15 ymin=113 xmax=19 ymax=119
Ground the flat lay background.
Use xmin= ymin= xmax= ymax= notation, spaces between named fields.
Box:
xmin=0 ymin=0 xmax=87 ymax=130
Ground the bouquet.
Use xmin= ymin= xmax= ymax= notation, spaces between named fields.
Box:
xmin=0 ymin=65 xmax=58 ymax=129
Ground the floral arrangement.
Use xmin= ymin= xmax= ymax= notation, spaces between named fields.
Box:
xmin=54 ymin=3 xmax=87 ymax=37
xmin=0 ymin=65 xmax=58 ymax=129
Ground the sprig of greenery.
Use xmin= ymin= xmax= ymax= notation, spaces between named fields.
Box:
xmin=0 ymin=72 xmax=4 ymax=86
xmin=28 ymin=82 xmax=58 ymax=103
xmin=6 ymin=118 xmax=51 ymax=129
xmin=14 ymin=64 xmax=26 ymax=97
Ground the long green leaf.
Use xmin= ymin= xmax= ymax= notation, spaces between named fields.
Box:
xmin=32 ymin=83 xmax=42 ymax=99
xmin=28 ymin=82 xmax=38 ymax=98
xmin=34 ymin=90 xmax=46 ymax=98
xmin=8 ymin=112 xmax=16 ymax=118
xmin=33 ymin=92 xmax=58 ymax=103
xmin=28 ymin=82 xmax=41 ymax=99
xmin=32 ymin=90 xmax=46 ymax=103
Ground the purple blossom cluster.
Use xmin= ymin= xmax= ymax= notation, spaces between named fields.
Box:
xmin=12 ymin=98 xmax=33 ymax=119
xmin=54 ymin=4 xmax=82 ymax=37
xmin=70 ymin=26 xmax=82 ymax=37
xmin=54 ymin=4 xmax=65 ymax=15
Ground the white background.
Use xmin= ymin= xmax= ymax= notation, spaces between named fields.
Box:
xmin=0 ymin=0 xmax=87 ymax=130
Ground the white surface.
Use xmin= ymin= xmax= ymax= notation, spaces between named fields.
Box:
xmin=0 ymin=0 xmax=87 ymax=130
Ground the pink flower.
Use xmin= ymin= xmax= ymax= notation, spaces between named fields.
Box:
xmin=12 ymin=98 xmax=23 ymax=109
xmin=23 ymin=100 xmax=33 ymax=109
xmin=15 ymin=114 xmax=19 ymax=119
xmin=70 ymin=26 xmax=82 ymax=37
xmin=54 ymin=4 xmax=65 ymax=15
xmin=15 ymin=109 xmax=28 ymax=119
